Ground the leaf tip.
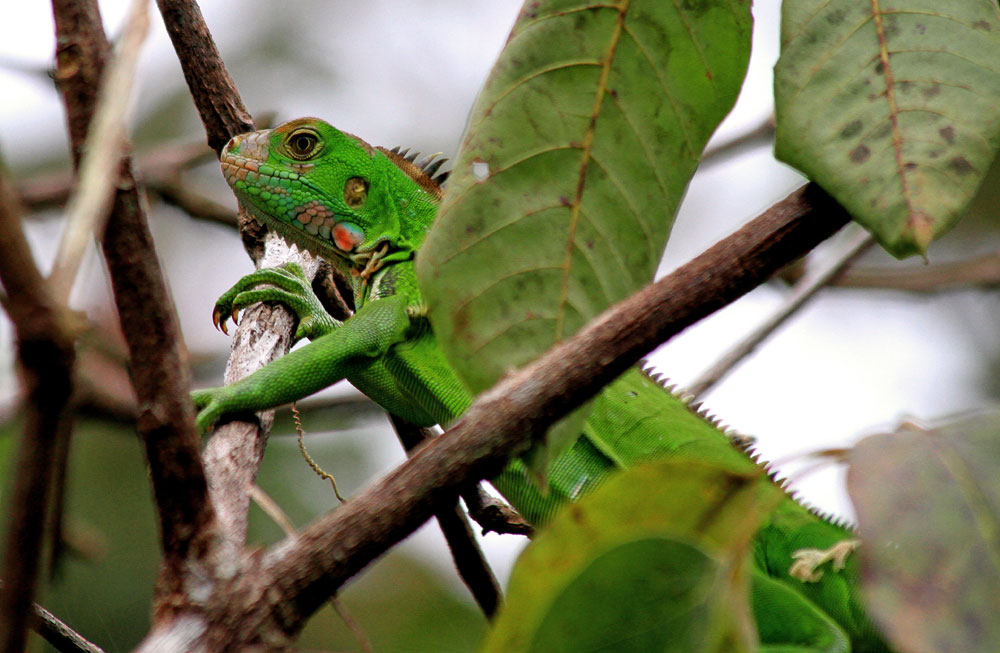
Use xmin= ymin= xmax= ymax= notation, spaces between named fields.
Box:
xmin=902 ymin=211 xmax=935 ymax=256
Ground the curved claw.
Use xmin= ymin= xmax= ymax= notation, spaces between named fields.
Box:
xmin=231 ymin=307 xmax=240 ymax=327
xmin=212 ymin=307 xmax=228 ymax=335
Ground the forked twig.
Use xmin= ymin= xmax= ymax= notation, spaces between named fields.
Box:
xmin=688 ymin=226 xmax=875 ymax=399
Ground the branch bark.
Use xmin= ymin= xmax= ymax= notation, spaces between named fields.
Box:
xmin=0 ymin=163 xmax=76 ymax=653
xmin=154 ymin=0 xmax=253 ymax=155
xmin=688 ymin=227 xmax=875 ymax=399
xmin=51 ymin=0 xmax=217 ymax=619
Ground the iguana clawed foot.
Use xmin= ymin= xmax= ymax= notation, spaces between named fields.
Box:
xmin=191 ymin=386 xmax=227 ymax=433
xmin=789 ymin=538 xmax=861 ymax=583
xmin=212 ymin=262 xmax=341 ymax=342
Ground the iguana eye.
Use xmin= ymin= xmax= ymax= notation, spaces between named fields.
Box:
xmin=287 ymin=130 xmax=319 ymax=159
xmin=343 ymin=177 xmax=369 ymax=208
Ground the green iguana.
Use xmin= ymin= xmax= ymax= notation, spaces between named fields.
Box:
xmin=193 ymin=117 xmax=889 ymax=651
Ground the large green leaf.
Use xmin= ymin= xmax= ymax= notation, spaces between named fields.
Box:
xmin=417 ymin=0 xmax=752 ymax=394
xmin=482 ymin=460 xmax=781 ymax=652
xmin=775 ymin=0 xmax=1000 ymax=257
xmin=846 ymin=414 xmax=1000 ymax=652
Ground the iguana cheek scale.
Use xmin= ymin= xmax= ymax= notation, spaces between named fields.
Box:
xmin=194 ymin=117 xmax=890 ymax=652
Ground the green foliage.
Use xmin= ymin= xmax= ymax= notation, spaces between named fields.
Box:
xmin=484 ymin=461 xmax=780 ymax=652
xmin=847 ymin=413 xmax=1000 ymax=652
xmin=418 ymin=0 xmax=752 ymax=394
xmin=774 ymin=0 xmax=1000 ymax=257
xmin=418 ymin=0 xmax=752 ymax=473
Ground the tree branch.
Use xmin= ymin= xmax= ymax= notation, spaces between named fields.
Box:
xmin=154 ymin=0 xmax=253 ymax=155
xmin=0 ymin=580 xmax=104 ymax=653
xmin=16 ymin=141 xmax=233 ymax=227
xmin=51 ymin=0 xmax=217 ymax=618
xmin=784 ymin=249 xmax=1000 ymax=293
xmin=0 ymin=163 xmax=76 ymax=653
xmin=688 ymin=226 xmax=875 ymax=399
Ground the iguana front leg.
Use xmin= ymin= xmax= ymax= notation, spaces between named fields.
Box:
xmin=213 ymin=262 xmax=341 ymax=342
xmin=193 ymin=293 xmax=413 ymax=432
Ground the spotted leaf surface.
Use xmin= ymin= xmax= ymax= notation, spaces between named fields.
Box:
xmin=847 ymin=414 xmax=1000 ymax=652
xmin=775 ymin=0 xmax=1000 ymax=257
xmin=417 ymin=0 xmax=752 ymax=394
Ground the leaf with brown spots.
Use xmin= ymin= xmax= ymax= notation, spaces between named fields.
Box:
xmin=416 ymin=0 xmax=751 ymax=410
xmin=482 ymin=461 xmax=779 ymax=653
xmin=847 ymin=414 xmax=1000 ymax=652
xmin=775 ymin=0 xmax=1000 ymax=257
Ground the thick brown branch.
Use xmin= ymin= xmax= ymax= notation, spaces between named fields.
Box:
xmin=155 ymin=0 xmax=253 ymax=154
xmin=153 ymin=0 xmax=327 ymax=562
xmin=0 ymin=167 xmax=76 ymax=653
xmin=51 ymin=0 xmax=217 ymax=616
xmin=187 ymin=182 xmax=850 ymax=646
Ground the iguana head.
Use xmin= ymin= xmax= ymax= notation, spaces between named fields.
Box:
xmin=221 ymin=117 xmax=440 ymax=273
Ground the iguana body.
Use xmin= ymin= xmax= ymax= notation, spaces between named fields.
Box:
xmin=194 ymin=118 xmax=888 ymax=651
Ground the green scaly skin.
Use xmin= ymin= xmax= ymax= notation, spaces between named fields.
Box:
xmin=194 ymin=118 xmax=889 ymax=652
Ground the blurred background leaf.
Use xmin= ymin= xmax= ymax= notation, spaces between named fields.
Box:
xmin=847 ymin=412 xmax=1000 ymax=653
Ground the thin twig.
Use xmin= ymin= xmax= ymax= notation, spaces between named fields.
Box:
xmin=248 ymin=484 xmax=297 ymax=536
xmin=155 ymin=177 xmax=238 ymax=226
xmin=0 ymin=580 xmax=104 ymax=653
xmin=389 ymin=415 xmax=502 ymax=618
xmin=32 ymin=602 xmax=105 ymax=653
xmin=330 ymin=600 xmax=374 ymax=653
xmin=700 ymin=115 xmax=775 ymax=169
xmin=17 ymin=140 xmax=216 ymax=210
xmin=688 ymin=227 xmax=875 ymax=399
xmin=49 ymin=0 xmax=149 ymax=303
xmin=783 ymin=249 xmax=1000 ymax=293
